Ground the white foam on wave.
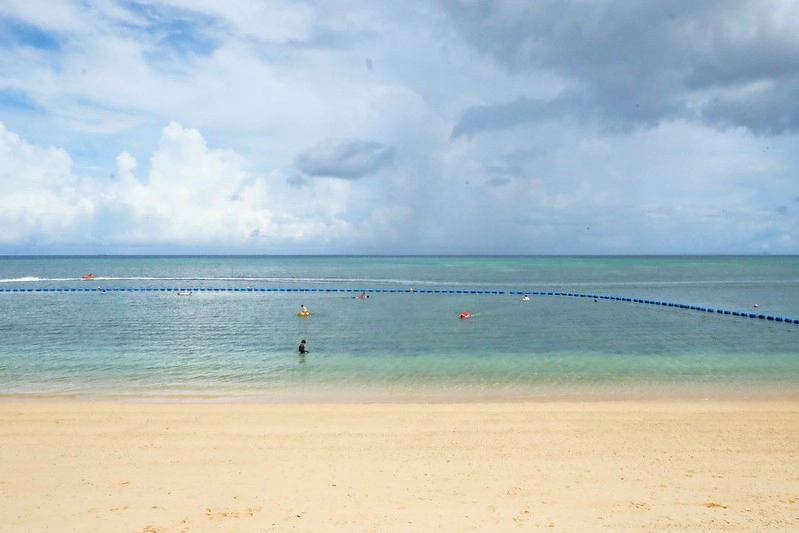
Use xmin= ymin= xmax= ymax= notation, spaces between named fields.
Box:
xmin=0 ymin=276 xmax=42 ymax=283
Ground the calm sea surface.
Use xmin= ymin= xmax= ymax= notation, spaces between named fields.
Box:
xmin=1 ymin=256 xmax=797 ymax=402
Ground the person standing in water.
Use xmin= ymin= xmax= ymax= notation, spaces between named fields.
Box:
xmin=298 ymin=339 xmax=307 ymax=354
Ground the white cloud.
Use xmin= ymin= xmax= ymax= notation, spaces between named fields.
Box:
xmin=0 ymin=122 xmax=89 ymax=242
xmin=0 ymin=121 xmax=365 ymax=251
xmin=0 ymin=1 xmax=797 ymax=254
xmin=164 ymin=0 xmax=314 ymax=43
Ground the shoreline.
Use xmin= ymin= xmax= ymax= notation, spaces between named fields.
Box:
xmin=3 ymin=400 xmax=798 ymax=531
xmin=3 ymin=384 xmax=799 ymax=404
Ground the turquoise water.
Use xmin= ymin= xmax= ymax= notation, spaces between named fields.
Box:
xmin=0 ymin=256 xmax=797 ymax=401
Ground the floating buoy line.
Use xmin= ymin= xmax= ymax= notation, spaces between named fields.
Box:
xmin=1 ymin=286 xmax=797 ymax=325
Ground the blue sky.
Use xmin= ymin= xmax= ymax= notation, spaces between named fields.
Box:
xmin=1 ymin=0 xmax=798 ymax=255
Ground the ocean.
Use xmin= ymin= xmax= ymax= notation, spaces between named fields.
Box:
xmin=1 ymin=255 xmax=797 ymax=402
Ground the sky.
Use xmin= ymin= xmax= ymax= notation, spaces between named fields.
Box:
xmin=1 ymin=0 xmax=798 ymax=255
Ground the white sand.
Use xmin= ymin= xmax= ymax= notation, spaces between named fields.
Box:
xmin=2 ymin=401 xmax=798 ymax=531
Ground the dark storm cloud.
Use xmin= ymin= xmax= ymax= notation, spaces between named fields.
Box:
xmin=701 ymin=83 xmax=799 ymax=136
xmin=294 ymin=138 xmax=394 ymax=179
xmin=444 ymin=0 xmax=799 ymax=137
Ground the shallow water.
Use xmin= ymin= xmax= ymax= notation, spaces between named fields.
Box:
xmin=1 ymin=256 xmax=797 ymax=401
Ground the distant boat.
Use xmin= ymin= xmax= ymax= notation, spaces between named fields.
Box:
xmin=81 ymin=274 xmax=95 ymax=280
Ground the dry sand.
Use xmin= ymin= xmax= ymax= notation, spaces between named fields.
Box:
xmin=1 ymin=401 xmax=798 ymax=532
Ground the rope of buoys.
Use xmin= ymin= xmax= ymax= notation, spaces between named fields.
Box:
xmin=1 ymin=286 xmax=796 ymax=325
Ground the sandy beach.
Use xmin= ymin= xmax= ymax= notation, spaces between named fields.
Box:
xmin=1 ymin=401 xmax=798 ymax=532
